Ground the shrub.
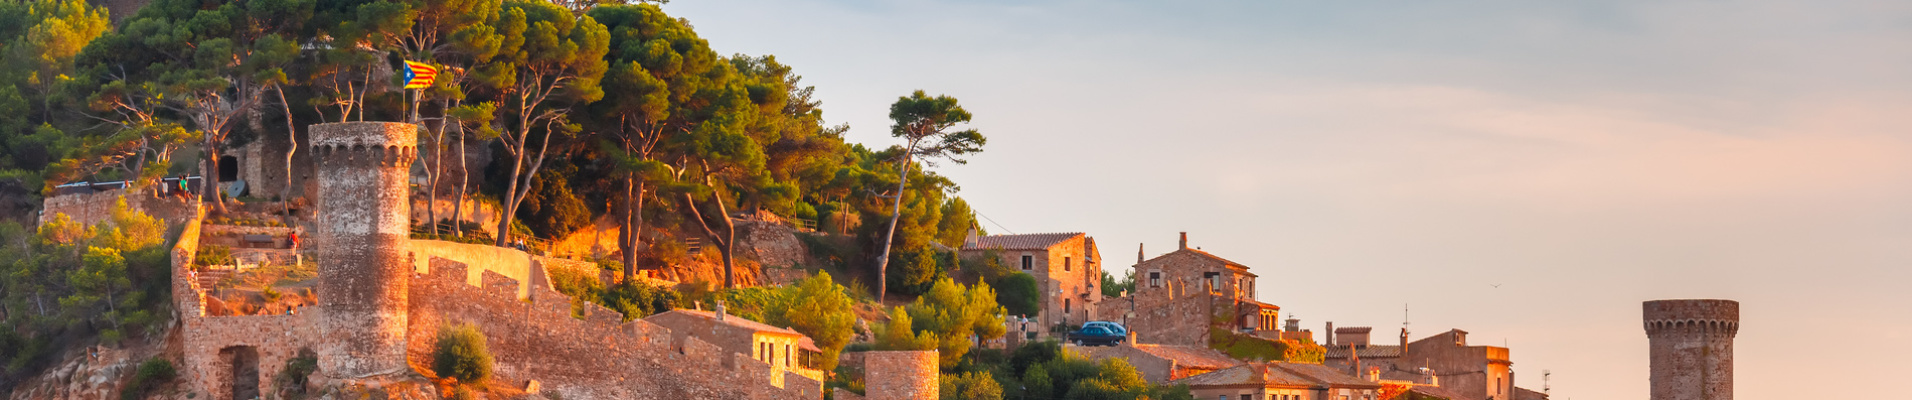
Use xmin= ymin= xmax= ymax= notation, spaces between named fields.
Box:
xmin=452 ymin=386 xmax=477 ymax=400
xmin=120 ymin=357 xmax=176 ymax=400
xmin=996 ymin=273 xmax=1040 ymax=317
xmin=940 ymin=371 xmax=1003 ymax=400
xmin=1208 ymin=327 xmax=1325 ymax=363
xmin=194 ymin=244 xmax=233 ymax=266
xmin=432 ymin=324 xmax=494 ymax=385
xmin=279 ymin=349 xmax=318 ymax=395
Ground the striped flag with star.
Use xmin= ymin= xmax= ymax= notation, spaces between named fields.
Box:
xmin=401 ymin=61 xmax=438 ymax=89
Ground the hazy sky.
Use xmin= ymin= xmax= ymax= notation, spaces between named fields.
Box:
xmin=662 ymin=1 xmax=1912 ymax=398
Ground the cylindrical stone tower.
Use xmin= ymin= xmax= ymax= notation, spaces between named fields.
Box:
xmin=311 ymin=122 xmax=417 ymax=378
xmin=1643 ymin=299 xmax=1738 ymax=400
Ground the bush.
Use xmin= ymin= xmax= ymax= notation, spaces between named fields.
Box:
xmin=120 ymin=357 xmax=176 ymax=400
xmin=279 ymin=349 xmax=318 ymax=395
xmin=940 ymin=371 xmax=1003 ymax=400
xmin=194 ymin=244 xmax=233 ymax=266
xmin=432 ymin=324 xmax=494 ymax=385
xmin=885 ymin=247 xmax=941 ymax=296
xmin=996 ymin=273 xmax=1040 ymax=317
xmin=1207 ymin=327 xmax=1325 ymax=363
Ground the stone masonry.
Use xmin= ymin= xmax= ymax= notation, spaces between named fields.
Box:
xmin=1644 ymin=299 xmax=1738 ymax=400
xmin=311 ymin=122 xmax=418 ymax=378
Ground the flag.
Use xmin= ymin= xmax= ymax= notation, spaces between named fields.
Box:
xmin=402 ymin=61 xmax=438 ymax=89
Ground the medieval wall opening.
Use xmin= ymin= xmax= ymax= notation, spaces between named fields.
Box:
xmin=218 ymin=156 xmax=239 ymax=182
xmin=220 ymin=346 xmax=261 ymax=400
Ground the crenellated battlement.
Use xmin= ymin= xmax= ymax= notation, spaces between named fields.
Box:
xmin=1643 ymin=318 xmax=1739 ymax=337
xmin=407 ymin=258 xmax=825 ymax=398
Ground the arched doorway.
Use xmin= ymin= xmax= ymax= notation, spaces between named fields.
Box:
xmin=219 ymin=346 xmax=259 ymax=400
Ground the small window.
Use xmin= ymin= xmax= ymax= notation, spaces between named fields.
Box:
xmin=785 ymin=344 xmax=792 ymax=367
xmin=1021 ymin=255 xmax=1033 ymax=270
xmin=1149 ymin=272 xmax=1161 ymax=287
xmin=1065 ymin=299 xmax=1072 ymax=313
xmin=1064 ymin=257 xmax=1072 ymax=271
xmin=1241 ymin=395 xmax=1252 ymax=400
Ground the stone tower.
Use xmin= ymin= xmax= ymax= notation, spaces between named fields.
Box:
xmin=311 ymin=122 xmax=417 ymax=378
xmin=1643 ymin=299 xmax=1738 ymax=400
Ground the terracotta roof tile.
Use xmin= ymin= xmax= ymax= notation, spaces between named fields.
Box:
xmin=1171 ymin=364 xmax=1316 ymax=388
xmin=963 ymin=233 xmax=1084 ymax=251
xmin=1130 ymin=344 xmax=1245 ymax=370
xmin=1271 ymin=362 xmax=1383 ymax=388
xmin=652 ymin=309 xmax=804 ymax=337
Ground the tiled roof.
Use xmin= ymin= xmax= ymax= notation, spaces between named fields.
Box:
xmin=1325 ymin=345 xmax=1403 ymax=359
xmin=1271 ymin=362 xmax=1383 ymax=388
xmin=1411 ymin=384 xmax=1476 ymax=400
xmin=798 ymin=337 xmax=821 ymax=352
xmin=1131 ymin=344 xmax=1245 ymax=370
xmin=652 ymin=309 xmax=804 ymax=337
xmin=963 ymin=232 xmax=1084 ymax=250
xmin=1334 ymin=327 xmax=1373 ymax=333
xmin=1171 ymin=364 xmax=1317 ymax=388
xmin=1147 ymin=248 xmax=1258 ymax=276
xmin=1513 ymin=386 xmax=1550 ymax=400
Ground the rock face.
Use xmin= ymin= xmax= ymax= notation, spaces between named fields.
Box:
xmin=1644 ymin=299 xmax=1738 ymax=400
xmin=311 ymin=122 xmax=418 ymax=378
xmin=5 ymin=346 xmax=136 ymax=400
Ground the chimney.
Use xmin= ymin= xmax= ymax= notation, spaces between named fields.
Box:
xmin=1137 ymin=243 xmax=1145 ymax=264
xmin=715 ymin=301 xmax=727 ymax=321
xmin=1326 ymin=321 xmax=1335 ymax=347
xmin=1368 ymin=366 xmax=1381 ymax=382
xmin=1401 ymin=327 xmax=1410 ymax=350
xmin=1179 ymin=232 xmax=1188 ymax=250
xmin=964 ymin=226 xmax=980 ymax=249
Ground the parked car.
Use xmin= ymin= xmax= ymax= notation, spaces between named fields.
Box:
xmin=1068 ymin=325 xmax=1125 ymax=347
xmin=1082 ymin=321 xmax=1128 ymax=335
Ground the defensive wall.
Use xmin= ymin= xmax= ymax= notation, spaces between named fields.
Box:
xmin=40 ymin=187 xmax=199 ymax=227
xmin=1644 ymin=299 xmax=1738 ymax=400
xmin=831 ymin=351 xmax=940 ymax=400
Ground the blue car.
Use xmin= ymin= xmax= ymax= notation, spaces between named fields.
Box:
xmin=1082 ymin=321 xmax=1128 ymax=335
xmin=1068 ymin=325 xmax=1125 ymax=346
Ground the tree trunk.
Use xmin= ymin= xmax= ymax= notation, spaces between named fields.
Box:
xmin=874 ymin=152 xmax=914 ymax=303
xmin=619 ymin=177 xmax=646 ymax=283
xmin=683 ymin=191 xmax=735 ymax=289
xmin=204 ymin=140 xmax=227 ymax=214
xmin=275 ymin=86 xmax=297 ymax=217
xmin=452 ymin=120 xmax=467 ymax=237
xmin=494 ymin=129 xmax=526 ymax=247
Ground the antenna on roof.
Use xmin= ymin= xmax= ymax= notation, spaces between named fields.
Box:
xmin=1543 ymin=369 xmax=1551 ymax=396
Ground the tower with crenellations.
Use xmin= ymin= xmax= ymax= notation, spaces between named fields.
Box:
xmin=310 ymin=122 xmax=418 ymax=378
xmin=1643 ymin=299 xmax=1738 ymax=400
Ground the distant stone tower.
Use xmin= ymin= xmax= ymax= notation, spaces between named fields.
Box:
xmin=1643 ymin=299 xmax=1738 ymax=400
xmin=311 ymin=122 xmax=417 ymax=378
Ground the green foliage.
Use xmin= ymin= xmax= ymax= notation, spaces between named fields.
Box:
xmin=940 ymin=371 xmax=1003 ymax=400
xmin=120 ymin=357 xmax=176 ymax=400
xmin=934 ymin=197 xmax=977 ymax=249
xmin=597 ymin=280 xmax=678 ymax=320
xmin=194 ymin=244 xmax=233 ymax=266
xmin=1099 ymin=270 xmax=1134 ymax=298
xmin=278 ymin=349 xmax=318 ymax=395
xmin=433 ymin=324 xmax=495 ymax=385
xmin=900 ymin=278 xmax=1007 ymax=367
xmin=2 ymin=199 xmax=170 ymax=386
xmin=874 ymin=306 xmax=937 ymax=352
xmin=764 ymin=271 xmax=856 ymax=371
xmin=518 ymin=167 xmax=592 ymax=238
xmin=452 ymin=386 xmax=477 ymax=400
xmin=995 ymin=273 xmax=1040 ymax=318
xmin=885 ymin=247 xmax=944 ymax=296
xmin=1207 ymin=327 xmax=1325 ymax=363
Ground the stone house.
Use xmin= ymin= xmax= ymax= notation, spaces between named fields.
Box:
xmin=1077 ymin=343 xmax=1245 ymax=383
xmin=1173 ymin=362 xmax=1384 ymax=400
xmin=1093 ymin=233 xmax=1280 ymax=346
xmin=1322 ymin=327 xmax=1543 ymax=400
xmin=643 ymin=309 xmax=827 ymax=388
xmin=959 ymin=232 xmax=1102 ymax=333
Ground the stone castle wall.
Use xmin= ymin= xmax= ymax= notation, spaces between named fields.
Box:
xmin=856 ymin=351 xmax=939 ymax=400
xmin=406 ymin=258 xmax=824 ymax=399
xmin=1645 ymin=299 xmax=1738 ymax=400
xmin=1125 ymin=283 xmax=1226 ymax=347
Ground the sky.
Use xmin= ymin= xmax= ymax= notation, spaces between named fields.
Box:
xmin=661 ymin=1 xmax=1912 ymax=398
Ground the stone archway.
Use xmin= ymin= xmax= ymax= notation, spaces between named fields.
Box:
xmin=219 ymin=346 xmax=260 ymax=400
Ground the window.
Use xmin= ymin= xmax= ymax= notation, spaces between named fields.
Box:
xmin=1204 ymin=272 xmax=1221 ymax=291
xmin=1021 ymin=255 xmax=1033 ymax=270
xmin=1065 ymin=299 xmax=1072 ymax=314
xmin=1241 ymin=395 xmax=1252 ymax=400
xmin=785 ymin=344 xmax=792 ymax=367
xmin=1149 ymin=272 xmax=1161 ymax=287
xmin=1064 ymin=257 xmax=1072 ymax=271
